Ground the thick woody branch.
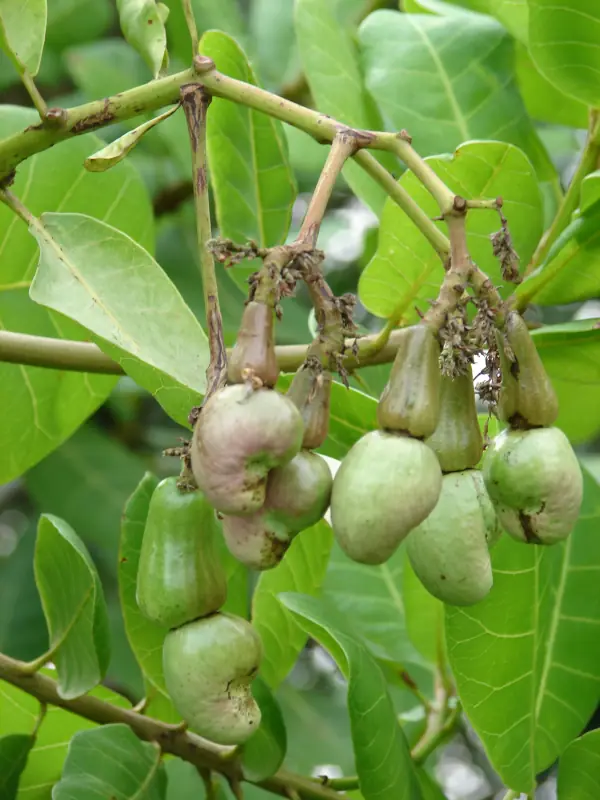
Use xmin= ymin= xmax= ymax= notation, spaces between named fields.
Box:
xmin=0 ymin=653 xmax=346 ymax=800
xmin=0 ymin=328 xmax=403 ymax=378
xmin=0 ymin=58 xmax=486 ymax=250
xmin=180 ymin=83 xmax=227 ymax=399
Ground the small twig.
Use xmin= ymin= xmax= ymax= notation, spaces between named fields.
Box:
xmin=20 ymin=70 xmax=48 ymax=119
xmin=317 ymin=777 xmax=359 ymax=792
xmin=297 ymin=131 xmax=364 ymax=246
xmin=410 ymin=669 xmax=460 ymax=765
xmin=398 ymin=670 xmax=433 ymax=713
xmin=180 ymin=83 xmax=227 ymax=401
xmin=180 ymin=0 xmax=199 ymax=55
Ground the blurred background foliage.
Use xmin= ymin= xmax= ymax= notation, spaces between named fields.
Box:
xmin=1 ymin=1 xmax=599 ymax=798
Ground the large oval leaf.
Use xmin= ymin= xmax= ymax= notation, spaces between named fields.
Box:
xmin=446 ymin=466 xmax=600 ymax=793
xmin=528 ymin=0 xmax=600 ymax=108
xmin=358 ymin=9 xmax=555 ymax=181
xmin=53 ymin=724 xmax=165 ymax=799
xmin=294 ymin=0 xmax=397 ymax=215
xmin=324 ymin=541 xmax=423 ymax=667
xmin=359 ymin=141 xmax=543 ymax=320
xmin=252 ymin=520 xmax=333 ymax=689
xmin=0 ymin=673 xmax=130 ymax=799
xmin=199 ymin=31 xmax=297 ymax=289
xmin=35 ymin=515 xmax=110 ymax=699
xmin=516 ymin=202 xmax=600 ymax=307
xmin=0 ymin=106 xmax=153 ymax=484
xmin=532 ymin=320 xmax=600 ymax=445
xmin=116 ymin=0 xmax=167 ymax=78
xmin=281 ymin=593 xmax=422 ymax=800
xmin=0 ymin=0 xmax=46 ymax=75
xmin=29 ymin=212 xmax=207 ymax=426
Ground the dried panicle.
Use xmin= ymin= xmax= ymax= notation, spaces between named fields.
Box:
xmin=207 ymin=237 xmax=263 ymax=267
xmin=437 ymin=299 xmax=478 ymax=378
xmin=490 ymin=212 xmax=521 ymax=284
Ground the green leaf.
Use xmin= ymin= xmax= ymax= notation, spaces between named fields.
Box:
xmin=119 ymin=473 xmax=172 ymax=701
xmin=54 ymin=724 xmax=165 ymax=799
xmin=516 ymin=204 xmax=600 ymax=307
xmin=0 ymin=674 xmax=130 ymax=799
xmin=581 ymin=170 xmax=600 ymax=212
xmin=324 ymin=541 xmax=423 ymax=666
xmin=85 ymin=105 xmax=179 ymax=172
xmin=558 ymin=729 xmax=600 ymax=800
xmin=29 ymin=212 xmax=207 ymax=426
xmin=249 ymin=0 xmax=299 ymax=91
xmin=294 ymin=0 xmax=397 ymax=215
xmin=358 ymin=9 xmax=555 ymax=181
xmin=0 ymin=106 xmax=152 ymax=484
xmin=35 ymin=515 xmax=110 ymax=699
xmin=0 ymin=0 xmax=46 ymax=75
xmin=435 ymin=0 xmax=529 ymax=43
xmin=116 ymin=0 xmax=168 ymax=79
xmin=402 ymin=552 xmax=443 ymax=665
xmin=241 ymin=677 xmax=287 ymax=782
xmin=359 ymin=141 xmax=543 ymax=320
xmin=198 ymin=31 xmax=297 ymax=289
xmin=515 ymin=42 xmax=588 ymax=129
xmin=532 ymin=320 xmax=600 ymax=445
xmin=281 ymin=594 xmax=422 ymax=800
xmin=528 ymin=0 xmax=600 ymax=108
xmin=252 ymin=520 xmax=334 ymax=689
xmin=446 ymin=466 xmax=600 ymax=793
xmin=0 ymin=734 xmax=33 ymax=800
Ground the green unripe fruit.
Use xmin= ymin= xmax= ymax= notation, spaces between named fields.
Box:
xmin=425 ymin=373 xmax=483 ymax=472
xmin=287 ymin=361 xmax=331 ymax=449
xmin=496 ymin=311 xmax=558 ymax=428
xmin=378 ymin=325 xmax=441 ymax=439
xmin=191 ymin=385 xmax=304 ymax=516
xmin=222 ymin=451 xmax=332 ymax=570
xmin=163 ymin=613 xmax=262 ymax=745
xmin=483 ymin=427 xmax=583 ymax=545
xmin=228 ymin=301 xmax=279 ymax=387
xmin=406 ymin=471 xmax=494 ymax=606
xmin=330 ymin=430 xmax=442 ymax=565
xmin=136 ymin=478 xmax=227 ymax=629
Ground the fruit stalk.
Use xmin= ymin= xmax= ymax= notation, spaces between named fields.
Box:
xmin=180 ymin=83 xmax=227 ymax=400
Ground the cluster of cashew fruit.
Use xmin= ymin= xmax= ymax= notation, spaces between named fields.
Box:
xmin=135 ymin=289 xmax=583 ymax=746
xmin=135 ymin=298 xmax=334 ymax=746
xmin=332 ymin=311 xmax=582 ymax=607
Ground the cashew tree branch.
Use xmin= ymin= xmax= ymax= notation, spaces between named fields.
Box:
xmin=0 ymin=652 xmax=346 ymax=800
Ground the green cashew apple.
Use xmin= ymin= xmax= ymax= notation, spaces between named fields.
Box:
xmin=406 ymin=470 xmax=496 ymax=606
xmin=483 ymin=427 xmax=583 ymax=545
xmin=136 ymin=478 xmax=227 ymax=628
xmin=330 ymin=430 xmax=442 ymax=564
xmin=191 ymin=385 xmax=304 ymax=516
xmin=228 ymin=301 xmax=279 ymax=387
xmin=287 ymin=360 xmax=332 ymax=449
xmin=222 ymin=451 xmax=332 ymax=570
xmin=426 ymin=373 xmax=483 ymax=473
xmin=378 ymin=325 xmax=441 ymax=439
xmin=163 ymin=612 xmax=262 ymax=745
xmin=496 ymin=311 xmax=558 ymax=428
